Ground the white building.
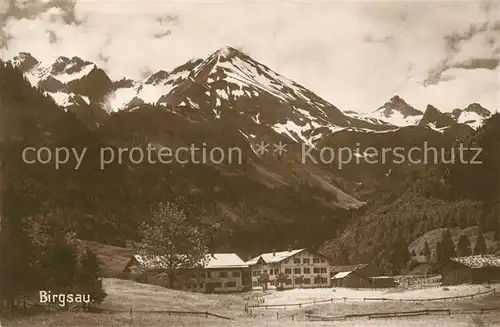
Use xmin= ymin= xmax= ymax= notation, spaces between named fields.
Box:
xmin=245 ymin=249 xmax=331 ymax=289
xmin=124 ymin=253 xmax=251 ymax=293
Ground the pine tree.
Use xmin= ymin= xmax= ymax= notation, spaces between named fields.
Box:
xmin=0 ymin=215 xmax=38 ymax=311
xmin=435 ymin=241 xmax=442 ymax=263
xmin=439 ymin=230 xmax=456 ymax=262
xmin=474 ymin=232 xmax=487 ymax=255
xmin=457 ymin=235 xmax=472 ymax=257
xmin=389 ymin=235 xmax=410 ymax=275
xmin=422 ymin=241 xmax=431 ymax=256
xmin=77 ymin=247 xmax=107 ymax=311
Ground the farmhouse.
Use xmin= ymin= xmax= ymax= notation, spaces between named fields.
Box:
xmin=123 ymin=253 xmax=251 ymax=293
xmin=330 ymin=264 xmax=394 ymax=288
xmin=441 ymin=255 xmax=500 ymax=286
xmin=245 ymin=249 xmax=331 ymax=290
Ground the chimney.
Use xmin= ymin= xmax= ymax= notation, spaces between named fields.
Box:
xmin=273 ymin=249 xmax=276 ymax=256
xmin=288 ymin=245 xmax=292 ymax=252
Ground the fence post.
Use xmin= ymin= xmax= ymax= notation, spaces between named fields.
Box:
xmin=292 ymin=314 xmax=294 ymax=321
xmin=276 ymin=312 xmax=278 ymax=319
xmin=205 ymin=311 xmax=208 ymax=318
xmin=343 ymin=297 xmax=346 ymax=302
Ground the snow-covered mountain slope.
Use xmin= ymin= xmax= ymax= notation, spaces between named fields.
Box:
xmin=449 ymin=103 xmax=492 ymax=130
xmin=362 ymin=95 xmax=492 ymax=130
xmin=343 ymin=110 xmax=395 ymax=127
xmin=159 ymin=46 xmax=367 ymax=146
xmin=7 ymin=48 xmax=493 ymax=140
xmin=367 ymin=95 xmax=423 ymax=127
xmin=11 ymin=52 xmax=96 ymax=108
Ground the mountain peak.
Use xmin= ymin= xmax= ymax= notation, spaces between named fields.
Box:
xmin=373 ymin=95 xmax=422 ymax=119
xmin=464 ymin=103 xmax=491 ymax=117
xmin=419 ymin=104 xmax=457 ymax=128
xmin=215 ymin=46 xmax=244 ymax=59
xmin=12 ymin=52 xmax=39 ymax=71
xmin=389 ymin=95 xmax=404 ymax=102
xmin=424 ymin=104 xmax=440 ymax=113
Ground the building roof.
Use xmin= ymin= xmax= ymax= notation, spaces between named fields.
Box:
xmin=204 ymin=253 xmax=248 ymax=269
xmin=245 ymin=249 xmax=306 ymax=265
xmin=450 ymin=255 xmax=500 ymax=269
xmin=332 ymin=271 xmax=352 ymax=279
xmin=330 ymin=264 xmax=368 ymax=279
xmin=330 ymin=264 xmax=367 ymax=274
xmin=131 ymin=253 xmax=248 ymax=270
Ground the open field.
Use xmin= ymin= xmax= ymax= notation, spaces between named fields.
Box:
xmin=2 ymin=279 xmax=500 ymax=326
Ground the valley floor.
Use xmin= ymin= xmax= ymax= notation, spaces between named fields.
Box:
xmin=2 ymin=279 xmax=500 ymax=327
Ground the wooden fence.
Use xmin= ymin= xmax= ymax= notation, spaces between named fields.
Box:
xmin=103 ymin=308 xmax=233 ymax=320
xmin=306 ymin=306 xmax=500 ymax=321
xmin=245 ymin=287 xmax=497 ymax=310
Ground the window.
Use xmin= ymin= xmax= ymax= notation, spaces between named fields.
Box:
xmin=270 ymin=280 xmax=275 ymax=286
xmin=285 ymin=279 xmax=292 ymax=285
xmin=252 ymin=281 xmax=258 ymax=286
xmin=313 ymin=258 xmax=320 ymax=264
xmin=206 ymin=272 xmax=212 ymax=278
xmin=321 ymin=259 xmax=325 ymax=263
xmin=294 ymin=258 xmax=301 ymax=264
xmin=284 ymin=259 xmax=289 ymax=264
xmin=252 ymin=271 xmax=257 ymax=277
xmin=225 ymin=281 xmax=236 ymax=288
xmin=213 ymin=282 xmax=222 ymax=288
xmin=294 ymin=268 xmax=301 ymax=274
xmin=294 ymin=278 xmax=302 ymax=284
xmin=256 ymin=271 xmax=261 ymax=276
xmin=232 ymin=271 xmax=241 ymax=277
xmin=274 ymin=269 xmax=279 ymax=274
xmin=219 ymin=271 xmax=227 ymax=277
xmin=262 ymin=270 xmax=267 ymax=274
xmin=303 ymin=268 xmax=310 ymax=274
xmin=313 ymin=268 xmax=320 ymax=274
xmin=303 ymin=258 xmax=310 ymax=264
xmin=269 ymin=270 xmax=273 ymax=275
xmin=285 ymin=268 xmax=292 ymax=274
xmin=303 ymin=278 xmax=311 ymax=284
xmin=320 ymin=268 xmax=327 ymax=273
xmin=321 ymin=278 xmax=328 ymax=284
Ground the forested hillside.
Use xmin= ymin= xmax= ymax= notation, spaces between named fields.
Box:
xmin=321 ymin=114 xmax=500 ymax=273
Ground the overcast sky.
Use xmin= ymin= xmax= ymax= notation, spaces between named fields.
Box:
xmin=0 ymin=0 xmax=499 ymax=113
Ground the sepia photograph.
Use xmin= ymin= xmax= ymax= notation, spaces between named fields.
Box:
xmin=0 ymin=0 xmax=499 ymax=326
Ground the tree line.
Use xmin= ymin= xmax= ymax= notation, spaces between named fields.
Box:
xmin=0 ymin=210 xmax=106 ymax=313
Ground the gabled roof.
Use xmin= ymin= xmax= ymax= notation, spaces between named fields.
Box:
xmin=450 ymin=255 xmax=500 ymax=269
xmin=332 ymin=271 xmax=352 ymax=279
xmin=330 ymin=264 xmax=367 ymax=274
xmin=245 ymin=249 xmax=306 ymax=265
xmin=131 ymin=253 xmax=248 ymax=270
xmin=204 ymin=253 xmax=248 ymax=269
xmin=330 ymin=264 xmax=368 ymax=279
